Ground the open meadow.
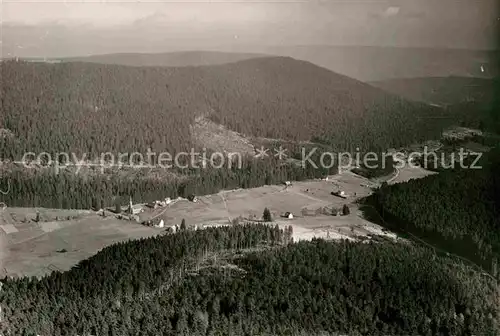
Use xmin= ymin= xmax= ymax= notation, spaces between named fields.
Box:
xmin=0 ymin=167 xmax=432 ymax=278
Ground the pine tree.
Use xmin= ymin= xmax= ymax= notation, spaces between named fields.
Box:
xmin=180 ymin=218 xmax=186 ymax=231
xmin=342 ymin=204 xmax=350 ymax=216
xmin=115 ymin=202 xmax=121 ymax=214
xmin=263 ymin=208 xmax=272 ymax=222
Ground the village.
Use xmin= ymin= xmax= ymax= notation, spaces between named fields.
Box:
xmin=112 ymin=177 xmax=354 ymax=233
xmin=0 ymin=159 xmax=434 ymax=278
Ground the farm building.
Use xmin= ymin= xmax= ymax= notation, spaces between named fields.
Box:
xmin=331 ymin=190 xmax=348 ymax=199
xmin=147 ymin=202 xmax=159 ymax=209
xmin=147 ymin=197 xmax=172 ymax=208
xmin=154 ymin=219 xmax=165 ymax=228
xmin=283 ymin=212 xmax=294 ymax=219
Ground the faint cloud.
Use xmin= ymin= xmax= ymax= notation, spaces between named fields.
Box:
xmin=369 ymin=6 xmax=426 ymax=21
xmin=383 ymin=6 xmax=400 ymax=17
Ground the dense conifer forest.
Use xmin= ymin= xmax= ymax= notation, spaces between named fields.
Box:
xmin=1 ymin=224 xmax=498 ymax=335
xmin=0 ymin=58 xmax=448 ymax=161
xmin=351 ymin=155 xmax=395 ymax=179
xmin=366 ymin=146 xmax=500 ymax=275
xmin=0 ymin=154 xmax=332 ymax=209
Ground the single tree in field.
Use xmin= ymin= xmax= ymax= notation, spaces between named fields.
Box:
xmin=342 ymin=204 xmax=350 ymax=216
xmin=263 ymin=208 xmax=272 ymax=222
xmin=115 ymin=202 xmax=121 ymax=214
xmin=180 ymin=218 xmax=186 ymax=231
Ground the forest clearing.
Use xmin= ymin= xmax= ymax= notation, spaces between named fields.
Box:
xmin=0 ymin=165 xmax=433 ymax=278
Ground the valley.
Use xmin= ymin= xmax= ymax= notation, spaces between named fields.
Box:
xmin=1 ymin=39 xmax=499 ymax=334
xmin=1 ymin=165 xmax=427 ymax=278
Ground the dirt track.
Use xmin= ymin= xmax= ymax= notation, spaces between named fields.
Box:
xmin=0 ymin=166 xmax=434 ymax=278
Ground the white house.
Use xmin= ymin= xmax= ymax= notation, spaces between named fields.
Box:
xmin=284 ymin=212 xmax=294 ymax=219
xmin=332 ymin=190 xmax=348 ymax=199
xmin=155 ymin=219 xmax=165 ymax=228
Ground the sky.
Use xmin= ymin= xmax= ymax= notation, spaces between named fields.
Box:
xmin=2 ymin=0 xmax=499 ymax=57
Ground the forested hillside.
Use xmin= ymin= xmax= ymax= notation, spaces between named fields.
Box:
xmin=1 ymin=57 xmax=446 ymax=161
xmin=443 ymin=101 xmax=500 ymax=133
xmin=367 ymin=146 xmax=500 ymax=275
xmin=351 ymin=154 xmax=395 ymax=179
xmin=1 ymin=225 xmax=498 ymax=335
xmin=370 ymin=77 xmax=500 ymax=132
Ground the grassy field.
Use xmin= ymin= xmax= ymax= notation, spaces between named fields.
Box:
xmin=0 ymin=210 xmax=160 ymax=278
xmin=0 ymin=166 xmax=433 ymax=278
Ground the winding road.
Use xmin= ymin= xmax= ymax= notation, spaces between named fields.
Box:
xmin=386 ymin=167 xmax=400 ymax=184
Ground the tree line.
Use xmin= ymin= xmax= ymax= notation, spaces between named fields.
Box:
xmin=0 ymin=154 xmax=333 ymax=209
xmin=366 ymin=146 xmax=500 ymax=275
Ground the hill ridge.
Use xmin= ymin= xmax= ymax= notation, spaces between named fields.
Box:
xmin=1 ymin=56 xmax=445 ymax=161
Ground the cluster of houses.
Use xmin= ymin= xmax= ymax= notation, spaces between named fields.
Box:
xmin=146 ymin=197 xmax=173 ymax=209
xmin=141 ymin=217 xmax=200 ymax=233
xmin=142 ymin=218 xmax=166 ymax=228
xmin=118 ymin=194 xmax=203 ymax=229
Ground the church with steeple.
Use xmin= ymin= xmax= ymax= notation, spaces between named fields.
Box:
xmin=128 ymin=196 xmax=143 ymax=215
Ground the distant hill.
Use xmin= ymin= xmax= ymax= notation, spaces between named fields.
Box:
xmin=60 ymin=51 xmax=267 ymax=67
xmin=370 ymin=76 xmax=497 ymax=106
xmin=254 ymin=46 xmax=498 ymax=81
xmin=7 ymin=47 xmax=497 ymax=82
xmin=370 ymin=76 xmax=500 ymax=132
xmin=1 ymin=57 xmax=446 ymax=161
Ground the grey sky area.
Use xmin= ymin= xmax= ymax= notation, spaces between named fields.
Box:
xmin=2 ymin=0 xmax=499 ymax=57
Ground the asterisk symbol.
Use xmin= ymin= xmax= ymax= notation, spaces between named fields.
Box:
xmin=0 ymin=180 xmax=10 ymax=195
xmin=274 ymin=146 xmax=288 ymax=160
xmin=254 ymin=146 xmax=269 ymax=159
